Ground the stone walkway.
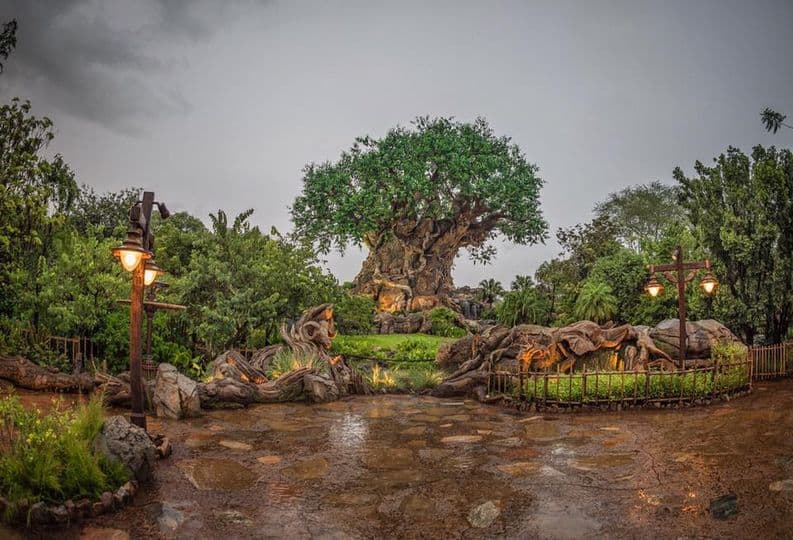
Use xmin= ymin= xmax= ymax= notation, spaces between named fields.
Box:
xmin=8 ymin=379 xmax=793 ymax=539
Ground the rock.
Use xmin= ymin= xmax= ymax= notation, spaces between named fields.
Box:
xmin=157 ymin=503 xmax=185 ymax=535
xmin=440 ymin=435 xmax=482 ymax=444
xmin=219 ymin=440 xmax=253 ymax=451
xmin=256 ymin=455 xmax=282 ymax=465
xmin=76 ymin=498 xmax=92 ymax=518
xmin=302 ymin=373 xmax=340 ymax=403
xmin=101 ymin=491 xmax=114 ymax=511
xmin=769 ymin=479 xmax=793 ymax=492
xmin=157 ymin=437 xmax=172 ymax=459
xmin=709 ymin=493 xmax=738 ymax=519
xmin=650 ymin=319 xmax=742 ymax=358
xmin=94 ymin=416 xmax=157 ymax=482
xmin=92 ymin=502 xmax=105 ymax=515
xmin=153 ymin=363 xmax=202 ymax=419
xmin=64 ymin=500 xmax=75 ymax=521
xmin=50 ymin=504 xmax=68 ymax=524
xmin=29 ymin=502 xmax=50 ymax=525
xmin=467 ymin=500 xmax=500 ymax=528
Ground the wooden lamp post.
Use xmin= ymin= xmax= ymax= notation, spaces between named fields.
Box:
xmin=112 ymin=191 xmax=170 ymax=430
xmin=645 ymin=245 xmax=719 ymax=369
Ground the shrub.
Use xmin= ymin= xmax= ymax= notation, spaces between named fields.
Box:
xmin=266 ymin=350 xmax=325 ymax=379
xmin=396 ymin=366 xmax=445 ymax=390
xmin=427 ymin=307 xmax=466 ymax=338
xmin=334 ymin=294 xmax=377 ymax=335
xmin=711 ymin=340 xmax=748 ymax=362
xmin=0 ymin=393 xmax=128 ymax=523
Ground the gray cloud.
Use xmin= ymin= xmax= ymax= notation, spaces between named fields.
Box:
xmin=0 ymin=0 xmax=259 ymax=133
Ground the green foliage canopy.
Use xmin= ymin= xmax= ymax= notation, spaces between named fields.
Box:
xmin=291 ymin=116 xmax=547 ymax=263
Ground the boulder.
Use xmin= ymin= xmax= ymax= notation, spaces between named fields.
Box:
xmin=94 ymin=416 xmax=157 ymax=482
xmin=152 ymin=363 xmax=202 ymax=419
xmin=650 ymin=319 xmax=742 ymax=359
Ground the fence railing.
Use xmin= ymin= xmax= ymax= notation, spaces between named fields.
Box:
xmin=18 ymin=329 xmax=97 ymax=371
xmin=488 ymin=358 xmax=752 ymax=407
xmin=750 ymin=342 xmax=792 ymax=380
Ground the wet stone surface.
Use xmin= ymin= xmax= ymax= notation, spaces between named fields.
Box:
xmin=10 ymin=380 xmax=793 ymax=538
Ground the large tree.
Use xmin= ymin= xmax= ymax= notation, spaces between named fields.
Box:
xmin=291 ymin=116 xmax=547 ymax=312
xmin=675 ymin=145 xmax=793 ymax=343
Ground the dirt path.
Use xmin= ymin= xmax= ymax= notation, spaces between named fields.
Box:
xmin=8 ymin=380 xmax=793 ymax=539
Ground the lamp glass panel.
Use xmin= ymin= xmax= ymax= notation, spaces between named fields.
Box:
xmin=119 ymin=250 xmax=143 ymax=272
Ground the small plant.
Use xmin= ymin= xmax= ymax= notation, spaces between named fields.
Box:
xmin=367 ymin=364 xmax=398 ymax=390
xmin=0 ymin=393 xmax=128 ymax=523
xmin=427 ymin=307 xmax=466 ymax=338
xmin=711 ymin=340 xmax=748 ymax=362
xmin=397 ymin=366 xmax=445 ymax=390
xmin=266 ymin=350 xmax=325 ymax=379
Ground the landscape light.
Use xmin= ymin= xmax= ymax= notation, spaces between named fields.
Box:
xmin=700 ymin=271 xmax=718 ymax=295
xmin=143 ymin=260 xmax=165 ymax=286
xmin=112 ymin=229 xmax=150 ymax=272
xmin=645 ymin=276 xmax=664 ymax=298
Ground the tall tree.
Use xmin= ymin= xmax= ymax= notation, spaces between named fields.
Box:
xmin=573 ymin=280 xmax=617 ymax=324
xmin=477 ymin=278 xmax=505 ymax=305
xmin=0 ymin=99 xmax=78 ymax=322
xmin=291 ymin=116 xmax=547 ymax=312
xmin=0 ymin=19 xmax=16 ymax=74
xmin=675 ymin=145 xmax=793 ymax=343
xmin=69 ymin=186 xmax=142 ymax=238
xmin=594 ymin=182 xmax=687 ymax=250
xmin=761 ymin=107 xmax=791 ymax=134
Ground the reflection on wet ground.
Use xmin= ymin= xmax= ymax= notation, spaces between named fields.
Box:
xmin=7 ymin=380 xmax=793 ymax=538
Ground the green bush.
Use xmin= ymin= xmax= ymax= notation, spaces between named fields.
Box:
xmin=396 ymin=365 xmax=445 ymax=390
xmin=331 ymin=334 xmax=449 ymax=362
xmin=334 ymin=295 xmax=376 ymax=335
xmin=0 ymin=393 xmax=128 ymax=523
xmin=711 ymin=340 xmax=748 ymax=362
xmin=512 ymin=364 xmax=750 ymax=402
xmin=427 ymin=307 xmax=466 ymax=338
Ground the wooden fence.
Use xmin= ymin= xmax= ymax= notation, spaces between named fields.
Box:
xmin=488 ymin=358 xmax=752 ymax=407
xmin=750 ymin=342 xmax=792 ymax=380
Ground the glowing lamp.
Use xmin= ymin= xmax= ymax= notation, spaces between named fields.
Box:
xmin=143 ymin=260 xmax=164 ymax=286
xmin=645 ymin=276 xmax=664 ymax=298
xmin=700 ymin=272 xmax=718 ymax=295
xmin=112 ymin=230 xmax=149 ymax=272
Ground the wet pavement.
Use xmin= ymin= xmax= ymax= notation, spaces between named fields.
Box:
xmin=7 ymin=379 xmax=793 ymax=539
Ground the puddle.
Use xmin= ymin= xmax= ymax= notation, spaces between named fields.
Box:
xmin=178 ymin=458 xmax=257 ymax=490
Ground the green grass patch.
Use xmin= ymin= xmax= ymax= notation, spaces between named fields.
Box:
xmin=511 ymin=364 xmax=751 ymax=403
xmin=331 ymin=333 xmax=453 ymax=362
xmin=0 ymin=393 xmax=128 ymax=523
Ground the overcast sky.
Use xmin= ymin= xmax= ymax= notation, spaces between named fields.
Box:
xmin=1 ymin=0 xmax=792 ymax=287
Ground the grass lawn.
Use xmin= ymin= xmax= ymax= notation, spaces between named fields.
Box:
xmin=331 ymin=333 xmax=455 ymax=363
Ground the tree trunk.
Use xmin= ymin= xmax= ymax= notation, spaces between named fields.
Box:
xmin=353 ymin=234 xmax=456 ymax=312
xmin=0 ymin=355 xmax=95 ymax=392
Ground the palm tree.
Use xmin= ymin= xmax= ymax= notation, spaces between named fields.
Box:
xmin=510 ymin=274 xmax=534 ymax=291
xmin=573 ymin=280 xmax=617 ymax=323
xmin=477 ymin=278 xmax=505 ymax=305
xmin=496 ymin=288 xmax=549 ymax=326
xmin=761 ymin=107 xmax=791 ymax=134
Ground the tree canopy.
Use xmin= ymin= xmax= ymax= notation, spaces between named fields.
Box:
xmin=292 ymin=116 xmax=547 ymax=262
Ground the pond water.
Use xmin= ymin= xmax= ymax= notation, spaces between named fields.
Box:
xmin=6 ymin=380 xmax=793 ymax=538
